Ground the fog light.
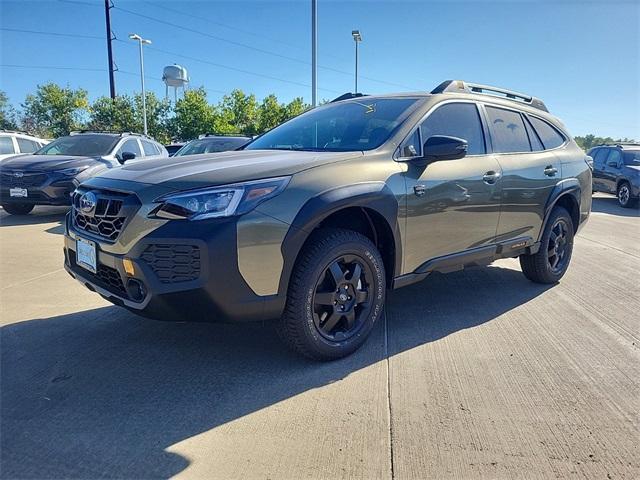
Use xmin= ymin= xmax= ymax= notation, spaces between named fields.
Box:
xmin=126 ymin=278 xmax=146 ymax=302
xmin=122 ymin=258 xmax=135 ymax=276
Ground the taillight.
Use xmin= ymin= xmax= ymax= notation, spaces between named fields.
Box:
xmin=585 ymin=156 xmax=594 ymax=171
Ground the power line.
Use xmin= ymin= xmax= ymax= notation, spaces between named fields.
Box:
xmin=113 ymin=5 xmax=417 ymax=90
xmin=114 ymin=38 xmax=342 ymax=94
xmin=0 ymin=27 xmax=102 ymax=40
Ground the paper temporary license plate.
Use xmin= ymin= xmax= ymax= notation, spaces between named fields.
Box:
xmin=9 ymin=188 xmax=27 ymax=198
xmin=76 ymin=237 xmax=97 ymax=273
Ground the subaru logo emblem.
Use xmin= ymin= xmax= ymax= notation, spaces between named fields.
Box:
xmin=80 ymin=192 xmax=97 ymax=214
xmin=13 ymin=172 xmax=23 ymax=178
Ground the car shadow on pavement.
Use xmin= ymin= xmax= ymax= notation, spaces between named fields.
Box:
xmin=0 ymin=206 xmax=68 ymax=232
xmin=1 ymin=265 xmax=551 ymax=478
xmin=591 ymin=196 xmax=640 ymax=217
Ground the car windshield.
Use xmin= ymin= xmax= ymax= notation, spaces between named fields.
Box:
xmin=35 ymin=135 xmax=119 ymax=157
xmin=174 ymin=137 xmax=249 ymax=156
xmin=246 ymin=98 xmax=420 ymax=152
xmin=623 ymin=151 xmax=640 ymax=165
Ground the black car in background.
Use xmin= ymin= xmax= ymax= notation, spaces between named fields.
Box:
xmin=589 ymin=143 xmax=640 ymax=208
xmin=173 ymin=134 xmax=251 ymax=157
xmin=0 ymin=132 xmax=168 ymax=215
xmin=164 ymin=143 xmax=184 ymax=156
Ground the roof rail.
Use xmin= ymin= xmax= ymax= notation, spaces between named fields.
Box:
xmin=330 ymin=92 xmax=368 ymax=103
xmin=0 ymin=129 xmax=34 ymax=136
xmin=431 ymin=80 xmax=549 ymax=112
xmin=596 ymin=142 xmax=640 ymax=148
xmin=197 ymin=133 xmax=250 ymax=139
xmin=69 ymin=130 xmax=152 ymax=138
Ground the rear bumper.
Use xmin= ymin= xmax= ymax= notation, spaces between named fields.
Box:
xmin=63 ymin=213 xmax=286 ymax=323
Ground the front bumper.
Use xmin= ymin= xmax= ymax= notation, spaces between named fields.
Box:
xmin=0 ymin=174 xmax=77 ymax=206
xmin=63 ymin=212 xmax=285 ymax=323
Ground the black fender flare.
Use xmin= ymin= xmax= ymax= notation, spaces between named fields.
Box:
xmin=539 ymin=178 xmax=581 ymax=241
xmin=277 ymin=182 xmax=402 ymax=295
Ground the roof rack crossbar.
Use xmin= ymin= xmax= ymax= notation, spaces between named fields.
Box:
xmin=431 ymin=80 xmax=549 ymax=112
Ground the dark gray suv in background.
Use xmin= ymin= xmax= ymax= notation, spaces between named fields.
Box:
xmin=0 ymin=131 xmax=167 ymax=215
xmin=589 ymin=143 xmax=640 ymax=208
xmin=63 ymin=80 xmax=592 ymax=360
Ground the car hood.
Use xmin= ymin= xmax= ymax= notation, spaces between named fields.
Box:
xmin=0 ymin=154 xmax=107 ymax=171
xmin=94 ymin=149 xmax=362 ymax=190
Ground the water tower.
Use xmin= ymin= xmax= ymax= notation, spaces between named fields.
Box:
xmin=162 ymin=64 xmax=189 ymax=102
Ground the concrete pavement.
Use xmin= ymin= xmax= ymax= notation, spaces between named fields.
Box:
xmin=1 ymin=194 xmax=638 ymax=479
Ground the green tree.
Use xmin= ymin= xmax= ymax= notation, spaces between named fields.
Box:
xmin=0 ymin=91 xmax=18 ymax=130
xmin=257 ymin=94 xmax=285 ymax=132
xmin=134 ymin=92 xmax=172 ymax=143
xmin=21 ymin=83 xmax=89 ymax=137
xmin=173 ymin=88 xmax=218 ymax=140
xmin=218 ymin=89 xmax=258 ymax=135
xmin=283 ymin=97 xmax=308 ymax=120
xmin=88 ymin=95 xmax=137 ymax=133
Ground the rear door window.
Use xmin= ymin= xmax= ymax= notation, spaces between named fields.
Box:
xmin=419 ymin=102 xmax=486 ymax=155
xmin=592 ymin=148 xmax=608 ymax=168
xmin=528 ymin=116 xmax=565 ymax=150
xmin=605 ymin=149 xmax=622 ymax=168
xmin=486 ymin=106 xmax=531 ymax=153
xmin=0 ymin=136 xmax=15 ymax=154
xmin=117 ymin=138 xmax=142 ymax=157
xmin=17 ymin=138 xmax=41 ymax=153
xmin=141 ymin=140 xmax=157 ymax=156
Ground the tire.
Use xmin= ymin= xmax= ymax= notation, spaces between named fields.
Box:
xmin=617 ymin=182 xmax=638 ymax=209
xmin=520 ymin=206 xmax=574 ymax=284
xmin=278 ymin=228 xmax=386 ymax=361
xmin=2 ymin=203 xmax=35 ymax=215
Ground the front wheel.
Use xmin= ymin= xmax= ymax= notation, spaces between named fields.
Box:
xmin=520 ymin=206 xmax=574 ymax=284
xmin=617 ymin=182 xmax=638 ymax=209
xmin=1 ymin=203 xmax=35 ymax=215
xmin=278 ymin=228 xmax=386 ymax=361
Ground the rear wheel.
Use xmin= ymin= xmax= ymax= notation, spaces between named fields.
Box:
xmin=2 ymin=203 xmax=34 ymax=215
xmin=278 ymin=228 xmax=386 ymax=360
xmin=520 ymin=206 xmax=574 ymax=284
xmin=617 ymin=182 xmax=638 ymax=208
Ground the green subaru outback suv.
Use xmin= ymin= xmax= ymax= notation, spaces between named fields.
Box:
xmin=63 ymin=80 xmax=592 ymax=360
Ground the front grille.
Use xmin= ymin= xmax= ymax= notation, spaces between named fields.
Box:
xmin=1 ymin=172 xmax=48 ymax=187
xmin=68 ymin=252 xmax=127 ymax=298
xmin=141 ymin=244 xmax=201 ymax=283
xmin=72 ymin=188 xmax=139 ymax=242
xmin=96 ymin=264 xmax=127 ymax=295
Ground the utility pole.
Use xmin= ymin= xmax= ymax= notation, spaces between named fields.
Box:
xmin=352 ymin=30 xmax=362 ymax=94
xmin=104 ymin=0 xmax=116 ymax=99
xmin=311 ymin=0 xmax=317 ymax=107
xmin=129 ymin=34 xmax=151 ymax=135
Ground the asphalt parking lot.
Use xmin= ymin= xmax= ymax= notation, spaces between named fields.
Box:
xmin=1 ymin=193 xmax=638 ymax=479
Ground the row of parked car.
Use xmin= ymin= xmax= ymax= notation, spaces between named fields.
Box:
xmin=0 ymin=130 xmax=251 ymax=215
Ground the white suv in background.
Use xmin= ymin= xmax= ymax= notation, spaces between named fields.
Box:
xmin=0 ymin=131 xmax=49 ymax=161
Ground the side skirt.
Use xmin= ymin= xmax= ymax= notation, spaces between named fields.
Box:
xmin=392 ymin=237 xmax=539 ymax=290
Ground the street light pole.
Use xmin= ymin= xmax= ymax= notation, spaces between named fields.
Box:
xmin=311 ymin=0 xmax=317 ymax=107
xmin=129 ymin=33 xmax=152 ymax=135
xmin=352 ymin=30 xmax=362 ymax=94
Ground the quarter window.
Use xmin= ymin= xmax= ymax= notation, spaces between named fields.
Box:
xmin=528 ymin=116 xmax=565 ymax=150
xmin=399 ymin=129 xmax=421 ymax=157
xmin=486 ymin=106 xmax=530 ymax=153
xmin=419 ymin=103 xmax=486 ymax=155
xmin=0 ymin=136 xmax=15 ymax=154
xmin=17 ymin=138 xmax=40 ymax=153
xmin=523 ymin=117 xmax=544 ymax=151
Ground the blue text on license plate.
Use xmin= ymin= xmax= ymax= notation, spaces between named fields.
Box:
xmin=76 ymin=237 xmax=97 ymax=273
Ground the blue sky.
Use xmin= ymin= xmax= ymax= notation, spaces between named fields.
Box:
xmin=1 ymin=0 xmax=638 ymax=138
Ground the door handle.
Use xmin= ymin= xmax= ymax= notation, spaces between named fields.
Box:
xmin=544 ymin=165 xmax=558 ymax=177
xmin=482 ymin=171 xmax=501 ymax=184
xmin=413 ymin=185 xmax=426 ymax=197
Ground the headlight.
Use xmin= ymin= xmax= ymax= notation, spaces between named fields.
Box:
xmin=151 ymin=176 xmax=291 ymax=220
xmin=59 ymin=166 xmax=90 ymax=176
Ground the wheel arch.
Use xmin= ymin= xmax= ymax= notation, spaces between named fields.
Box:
xmin=540 ymin=179 xmax=581 ymax=238
xmin=279 ymin=182 xmax=402 ymax=294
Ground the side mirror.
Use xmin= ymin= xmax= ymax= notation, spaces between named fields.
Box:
xmin=422 ymin=135 xmax=468 ymax=162
xmin=121 ymin=151 xmax=136 ymax=163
